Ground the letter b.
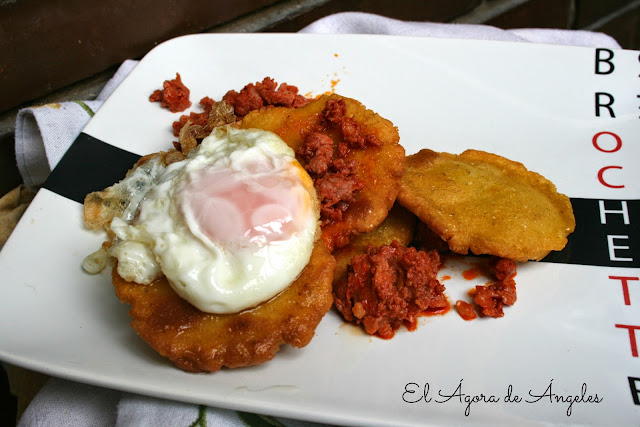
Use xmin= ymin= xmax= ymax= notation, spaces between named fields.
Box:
xmin=595 ymin=48 xmax=615 ymax=75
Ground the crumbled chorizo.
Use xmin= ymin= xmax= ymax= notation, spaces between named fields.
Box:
xmin=256 ymin=79 xmax=298 ymax=106
xmin=172 ymin=78 xmax=309 ymax=138
xmin=297 ymin=132 xmax=334 ymax=176
xmin=149 ymin=73 xmax=192 ymax=113
xmin=455 ymin=300 xmax=477 ymax=321
xmin=455 ymin=257 xmax=518 ymax=320
xmin=223 ymin=77 xmax=311 ymax=117
xmin=323 ymin=98 xmax=346 ymax=125
xmin=296 ymin=98 xmax=383 ymax=228
xmin=320 ymin=99 xmax=380 ymax=157
xmin=341 ymin=117 xmax=381 ymax=150
xmin=223 ymin=84 xmax=263 ymax=117
xmin=333 ymin=241 xmax=447 ymax=339
xmin=455 ymin=257 xmax=518 ymax=319
xmin=473 ymin=278 xmax=517 ymax=318
xmin=315 ymin=167 xmax=364 ymax=224
xmin=489 ymin=257 xmax=518 ymax=281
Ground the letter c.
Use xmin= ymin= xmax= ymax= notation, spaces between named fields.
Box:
xmin=597 ymin=166 xmax=624 ymax=189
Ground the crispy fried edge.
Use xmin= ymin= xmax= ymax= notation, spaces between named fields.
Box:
xmin=83 ymin=151 xmax=186 ymax=231
xmin=112 ymin=241 xmax=336 ymax=373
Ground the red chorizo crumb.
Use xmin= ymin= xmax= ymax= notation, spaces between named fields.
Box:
xmin=171 ymin=77 xmax=310 ymax=140
xmin=489 ymin=257 xmax=518 ymax=281
xmin=296 ymin=132 xmax=334 ymax=176
xmin=341 ymin=117 xmax=381 ymax=150
xmin=223 ymin=84 xmax=263 ymax=117
xmin=199 ymin=96 xmax=215 ymax=110
xmin=331 ymin=158 xmax=359 ymax=175
xmin=149 ymin=73 xmax=192 ymax=113
xmin=257 ymin=79 xmax=297 ymax=106
xmin=456 ymin=257 xmax=518 ymax=320
xmin=222 ymin=77 xmax=311 ymax=117
xmin=321 ymin=99 xmax=380 ymax=157
xmin=333 ymin=241 xmax=447 ymax=339
xmin=474 ymin=279 xmax=517 ymax=318
xmin=323 ymin=98 xmax=346 ymax=125
xmin=455 ymin=300 xmax=477 ymax=321
xmin=295 ymin=98 xmax=384 ymax=228
xmin=315 ymin=167 xmax=364 ymax=224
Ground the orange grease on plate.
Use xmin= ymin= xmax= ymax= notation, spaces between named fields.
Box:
xmin=423 ymin=304 xmax=450 ymax=316
xmin=463 ymin=267 xmax=481 ymax=280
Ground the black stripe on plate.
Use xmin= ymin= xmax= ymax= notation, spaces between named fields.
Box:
xmin=543 ymin=198 xmax=639 ymax=268
xmin=43 ymin=132 xmax=141 ymax=204
xmin=43 ymin=133 xmax=638 ymax=269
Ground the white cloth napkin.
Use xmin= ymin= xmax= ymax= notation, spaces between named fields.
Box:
xmin=14 ymin=60 xmax=139 ymax=190
xmin=14 ymin=11 xmax=621 ymax=427
xmin=300 ymin=11 xmax=622 ymax=48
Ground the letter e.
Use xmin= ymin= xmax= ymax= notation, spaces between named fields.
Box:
xmin=607 ymin=235 xmax=633 ymax=262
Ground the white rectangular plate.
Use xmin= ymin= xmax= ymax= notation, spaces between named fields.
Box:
xmin=1 ymin=34 xmax=639 ymax=426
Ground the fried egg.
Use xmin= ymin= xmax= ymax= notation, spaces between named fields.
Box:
xmin=108 ymin=126 xmax=319 ymax=314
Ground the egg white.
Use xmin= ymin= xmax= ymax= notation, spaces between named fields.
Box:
xmin=109 ymin=126 xmax=319 ymax=314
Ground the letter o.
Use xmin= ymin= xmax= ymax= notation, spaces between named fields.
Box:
xmin=597 ymin=166 xmax=625 ymax=189
xmin=592 ymin=131 xmax=622 ymax=153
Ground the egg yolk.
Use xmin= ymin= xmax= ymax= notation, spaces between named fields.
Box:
xmin=181 ymin=158 xmax=309 ymax=249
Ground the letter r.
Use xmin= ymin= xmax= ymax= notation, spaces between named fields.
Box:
xmin=595 ymin=92 xmax=616 ymax=118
